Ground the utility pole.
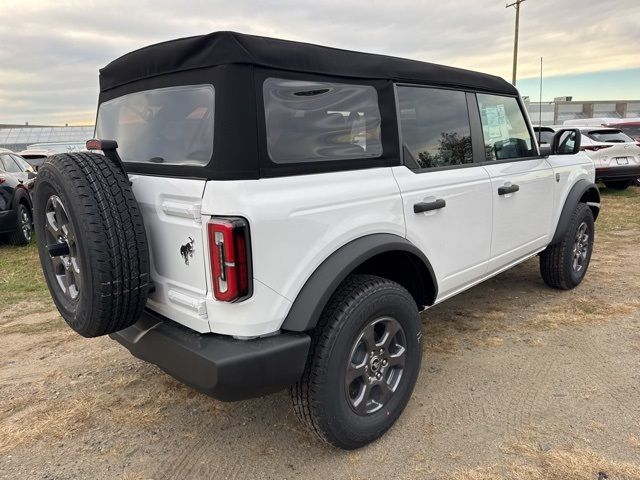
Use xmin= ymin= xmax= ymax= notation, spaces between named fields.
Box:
xmin=506 ymin=0 xmax=525 ymax=85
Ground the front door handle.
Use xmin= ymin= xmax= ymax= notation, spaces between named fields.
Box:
xmin=413 ymin=198 xmax=446 ymax=213
xmin=498 ymin=184 xmax=520 ymax=195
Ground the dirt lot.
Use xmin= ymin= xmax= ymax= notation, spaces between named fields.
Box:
xmin=1 ymin=186 xmax=640 ymax=480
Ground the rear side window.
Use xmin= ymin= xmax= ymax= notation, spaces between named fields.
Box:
xmin=397 ymin=86 xmax=472 ymax=169
xmin=477 ymin=94 xmax=535 ymax=161
xmin=263 ymin=78 xmax=382 ymax=163
xmin=95 ymin=85 xmax=214 ymax=166
xmin=587 ymin=130 xmax=633 ymax=143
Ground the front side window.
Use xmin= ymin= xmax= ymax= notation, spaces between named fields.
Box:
xmin=397 ymin=86 xmax=473 ymax=169
xmin=477 ymin=94 xmax=535 ymax=161
xmin=95 ymin=85 xmax=214 ymax=166
xmin=263 ymin=78 xmax=382 ymax=163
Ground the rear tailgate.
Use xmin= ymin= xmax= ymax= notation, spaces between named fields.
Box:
xmin=130 ymin=174 xmax=210 ymax=332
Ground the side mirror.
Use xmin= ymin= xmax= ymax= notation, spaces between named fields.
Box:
xmin=551 ymin=128 xmax=581 ymax=155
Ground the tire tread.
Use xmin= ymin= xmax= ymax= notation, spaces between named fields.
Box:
xmin=35 ymin=152 xmax=149 ymax=337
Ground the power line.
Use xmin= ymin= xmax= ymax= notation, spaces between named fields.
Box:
xmin=506 ymin=0 xmax=526 ymax=86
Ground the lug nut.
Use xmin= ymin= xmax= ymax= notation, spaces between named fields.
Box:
xmin=376 ymin=372 xmax=382 ymax=379
xmin=382 ymin=359 xmax=388 ymax=366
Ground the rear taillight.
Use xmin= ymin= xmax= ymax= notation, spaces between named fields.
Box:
xmin=581 ymin=145 xmax=613 ymax=152
xmin=207 ymin=217 xmax=251 ymax=302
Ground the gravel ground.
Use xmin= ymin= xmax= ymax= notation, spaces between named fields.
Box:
xmin=1 ymin=187 xmax=639 ymax=479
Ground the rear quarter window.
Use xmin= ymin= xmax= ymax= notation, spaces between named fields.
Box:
xmin=263 ymin=78 xmax=382 ymax=163
xmin=95 ymin=85 xmax=215 ymax=166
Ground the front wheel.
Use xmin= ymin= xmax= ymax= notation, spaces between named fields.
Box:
xmin=540 ymin=203 xmax=594 ymax=290
xmin=291 ymin=274 xmax=423 ymax=449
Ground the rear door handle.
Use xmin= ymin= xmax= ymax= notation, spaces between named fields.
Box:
xmin=498 ymin=184 xmax=520 ymax=195
xmin=413 ymin=198 xmax=446 ymax=213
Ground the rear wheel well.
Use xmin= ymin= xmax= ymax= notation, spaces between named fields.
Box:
xmin=352 ymin=250 xmax=435 ymax=310
xmin=579 ymin=186 xmax=600 ymax=221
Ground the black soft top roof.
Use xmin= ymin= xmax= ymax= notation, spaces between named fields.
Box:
xmin=99 ymin=31 xmax=517 ymax=95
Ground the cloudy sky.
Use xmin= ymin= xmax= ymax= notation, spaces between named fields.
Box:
xmin=1 ymin=0 xmax=639 ymax=125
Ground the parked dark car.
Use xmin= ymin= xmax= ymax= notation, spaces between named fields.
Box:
xmin=0 ymin=150 xmax=35 ymax=245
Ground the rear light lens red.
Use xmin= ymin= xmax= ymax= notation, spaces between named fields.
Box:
xmin=581 ymin=145 xmax=613 ymax=152
xmin=86 ymin=139 xmax=102 ymax=150
xmin=207 ymin=217 xmax=251 ymax=302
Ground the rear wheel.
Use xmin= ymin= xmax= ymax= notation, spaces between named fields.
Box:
xmin=291 ymin=274 xmax=422 ymax=449
xmin=7 ymin=203 xmax=33 ymax=246
xmin=604 ymin=180 xmax=632 ymax=190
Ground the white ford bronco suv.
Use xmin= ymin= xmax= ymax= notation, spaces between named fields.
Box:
xmin=33 ymin=32 xmax=600 ymax=449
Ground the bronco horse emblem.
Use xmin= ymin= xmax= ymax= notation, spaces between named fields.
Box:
xmin=180 ymin=237 xmax=195 ymax=265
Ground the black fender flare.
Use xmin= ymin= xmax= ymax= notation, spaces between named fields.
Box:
xmin=550 ymin=179 xmax=600 ymax=245
xmin=281 ymin=233 xmax=437 ymax=332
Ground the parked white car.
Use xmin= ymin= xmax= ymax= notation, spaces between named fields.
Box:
xmin=536 ymin=126 xmax=640 ymax=189
xmin=17 ymin=148 xmax=57 ymax=170
xmin=34 ymin=32 xmax=600 ymax=449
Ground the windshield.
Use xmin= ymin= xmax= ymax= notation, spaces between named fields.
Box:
xmin=587 ymin=130 xmax=634 ymax=143
xmin=95 ymin=85 xmax=215 ymax=166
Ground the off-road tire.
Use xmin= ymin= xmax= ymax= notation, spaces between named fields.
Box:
xmin=34 ymin=152 xmax=150 ymax=337
xmin=603 ymin=180 xmax=632 ymax=190
xmin=7 ymin=203 xmax=32 ymax=246
xmin=540 ymin=202 xmax=594 ymax=290
xmin=291 ymin=274 xmax=422 ymax=449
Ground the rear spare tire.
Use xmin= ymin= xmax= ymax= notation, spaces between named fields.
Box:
xmin=34 ymin=152 xmax=150 ymax=337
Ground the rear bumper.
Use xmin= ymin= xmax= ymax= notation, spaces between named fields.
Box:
xmin=0 ymin=209 xmax=17 ymax=234
xmin=596 ymin=165 xmax=640 ymax=182
xmin=110 ymin=310 xmax=311 ymax=401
